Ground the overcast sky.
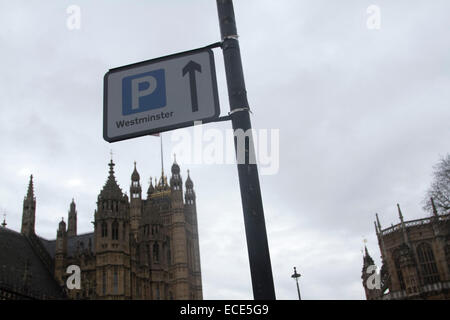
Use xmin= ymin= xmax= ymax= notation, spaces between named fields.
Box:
xmin=1 ymin=0 xmax=449 ymax=300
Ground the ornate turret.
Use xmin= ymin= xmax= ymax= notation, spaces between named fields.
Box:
xmin=95 ymin=157 xmax=131 ymax=299
xmin=131 ymin=161 xmax=140 ymax=182
xmin=185 ymin=170 xmax=193 ymax=189
xmin=21 ymin=175 xmax=36 ymax=235
xmin=130 ymin=161 xmax=142 ymax=199
xmin=57 ymin=218 xmax=67 ymax=241
xmin=170 ymin=156 xmax=182 ymax=188
xmin=67 ymin=198 xmax=77 ymax=237
xmin=363 ymin=246 xmax=374 ymax=268
xmin=157 ymin=171 xmax=169 ymax=191
xmin=185 ymin=170 xmax=195 ymax=205
xmin=95 ymin=158 xmax=129 ymax=220
xmin=171 ymin=154 xmax=180 ymax=174
xmin=147 ymin=177 xmax=155 ymax=196
xmin=130 ymin=162 xmax=142 ymax=237
xmin=99 ymin=160 xmax=124 ymax=200
xmin=55 ymin=218 xmax=68 ymax=285
xmin=361 ymin=245 xmax=381 ymax=300
xmin=170 ymin=155 xmax=183 ymax=207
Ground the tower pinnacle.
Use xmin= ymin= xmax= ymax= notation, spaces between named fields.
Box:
xmin=21 ymin=175 xmax=36 ymax=235
xmin=397 ymin=203 xmax=404 ymax=222
xmin=26 ymin=175 xmax=35 ymax=200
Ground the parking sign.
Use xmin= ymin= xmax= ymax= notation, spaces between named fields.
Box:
xmin=103 ymin=48 xmax=220 ymax=142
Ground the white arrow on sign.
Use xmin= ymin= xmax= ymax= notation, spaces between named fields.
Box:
xmin=103 ymin=48 xmax=220 ymax=142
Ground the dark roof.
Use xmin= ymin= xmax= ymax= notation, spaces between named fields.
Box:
xmin=0 ymin=227 xmax=66 ymax=299
xmin=40 ymin=232 xmax=94 ymax=258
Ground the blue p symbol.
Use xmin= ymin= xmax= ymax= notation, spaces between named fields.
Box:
xmin=122 ymin=69 xmax=166 ymax=115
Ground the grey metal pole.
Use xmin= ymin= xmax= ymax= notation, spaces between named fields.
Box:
xmin=291 ymin=267 xmax=301 ymax=300
xmin=216 ymin=0 xmax=276 ymax=300
xmin=296 ymin=279 xmax=301 ymax=300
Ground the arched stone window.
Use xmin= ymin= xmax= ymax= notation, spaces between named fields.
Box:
xmin=113 ymin=267 xmax=118 ymax=294
xmin=417 ymin=243 xmax=440 ymax=285
xmin=101 ymin=221 xmax=108 ymax=238
xmin=166 ymin=237 xmax=172 ymax=265
xmin=112 ymin=221 xmax=119 ymax=240
xmin=102 ymin=269 xmax=107 ymax=295
xmin=153 ymin=242 xmax=160 ymax=263
xmin=146 ymin=244 xmax=150 ymax=264
xmin=156 ymin=283 xmax=160 ymax=300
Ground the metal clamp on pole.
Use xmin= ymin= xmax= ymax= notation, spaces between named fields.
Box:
xmin=228 ymin=107 xmax=251 ymax=116
xmin=223 ymin=34 xmax=239 ymax=40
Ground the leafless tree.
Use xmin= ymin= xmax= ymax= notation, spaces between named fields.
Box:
xmin=423 ymin=154 xmax=450 ymax=214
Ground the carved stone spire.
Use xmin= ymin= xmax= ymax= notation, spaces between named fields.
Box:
xmin=131 ymin=161 xmax=140 ymax=182
xmin=26 ymin=175 xmax=35 ymax=200
xmin=67 ymin=198 xmax=77 ymax=237
xmin=21 ymin=175 xmax=36 ymax=235
xmin=397 ymin=203 xmax=410 ymax=245
xmin=397 ymin=203 xmax=404 ymax=223
xmin=375 ymin=213 xmax=382 ymax=232
xmin=99 ymin=159 xmax=123 ymax=199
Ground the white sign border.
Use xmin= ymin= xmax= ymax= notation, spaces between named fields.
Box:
xmin=103 ymin=47 xmax=220 ymax=143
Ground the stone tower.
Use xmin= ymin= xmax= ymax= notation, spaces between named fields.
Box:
xmin=94 ymin=159 xmax=131 ymax=299
xmin=21 ymin=175 xmax=36 ymax=236
xmin=361 ymin=246 xmax=381 ymax=299
xmin=130 ymin=162 xmax=142 ymax=240
xmin=140 ymin=167 xmax=170 ymax=300
xmin=54 ymin=218 xmax=68 ymax=286
xmin=67 ymin=199 xmax=77 ymax=237
xmin=184 ymin=170 xmax=203 ymax=299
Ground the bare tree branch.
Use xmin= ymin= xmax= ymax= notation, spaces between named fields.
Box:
xmin=423 ymin=154 xmax=450 ymax=214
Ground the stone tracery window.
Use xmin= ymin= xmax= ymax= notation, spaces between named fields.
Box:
xmin=112 ymin=221 xmax=119 ymax=240
xmin=113 ymin=267 xmax=118 ymax=294
xmin=101 ymin=221 xmax=108 ymax=238
xmin=153 ymin=242 xmax=160 ymax=263
xmin=102 ymin=269 xmax=107 ymax=295
xmin=166 ymin=237 xmax=172 ymax=265
xmin=417 ymin=242 xmax=440 ymax=285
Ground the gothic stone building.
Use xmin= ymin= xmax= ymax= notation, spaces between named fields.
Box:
xmin=362 ymin=201 xmax=450 ymax=300
xmin=0 ymin=159 xmax=202 ymax=300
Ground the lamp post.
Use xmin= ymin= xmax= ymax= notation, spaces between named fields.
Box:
xmin=291 ymin=266 xmax=301 ymax=300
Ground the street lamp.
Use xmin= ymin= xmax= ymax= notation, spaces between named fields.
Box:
xmin=291 ymin=266 xmax=301 ymax=300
